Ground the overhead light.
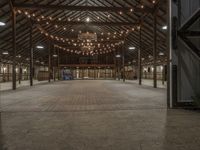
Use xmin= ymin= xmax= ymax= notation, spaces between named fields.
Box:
xmin=86 ymin=17 xmax=90 ymax=22
xmin=116 ymin=54 xmax=121 ymax=58
xmin=36 ymin=45 xmax=44 ymax=49
xmin=16 ymin=55 xmax=21 ymax=58
xmin=159 ymin=52 xmax=164 ymax=56
xmin=2 ymin=51 xmax=9 ymax=55
xmin=53 ymin=54 xmax=58 ymax=57
xmin=162 ymin=25 xmax=167 ymax=30
xmin=129 ymin=47 xmax=135 ymax=50
xmin=0 ymin=21 xmax=6 ymax=26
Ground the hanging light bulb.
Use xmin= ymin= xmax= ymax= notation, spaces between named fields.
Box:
xmin=86 ymin=17 xmax=90 ymax=22
xmin=17 ymin=10 xmax=22 ymax=14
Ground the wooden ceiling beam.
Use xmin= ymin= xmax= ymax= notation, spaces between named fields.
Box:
xmin=13 ymin=3 xmax=152 ymax=13
xmin=34 ymin=20 xmax=140 ymax=26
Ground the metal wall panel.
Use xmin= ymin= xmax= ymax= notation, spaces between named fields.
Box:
xmin=172 ymin=0 xmax=200 ymax=102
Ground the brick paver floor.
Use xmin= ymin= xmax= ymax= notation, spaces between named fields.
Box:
xmin=0 ymin=80 xmax=200 ymax=150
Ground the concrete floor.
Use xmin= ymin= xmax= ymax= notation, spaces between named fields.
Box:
xmin=0 ymin=80 xmax=199 ymax=150
xmin=0 ymin=79 xmax=166 ymax=92
xmin=0 ymin=80 xmax=53 ymax=91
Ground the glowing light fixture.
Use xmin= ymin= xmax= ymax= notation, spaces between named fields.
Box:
xmin=2 ymin=51 xmax=9 ymax=55
xmin=0 ymin=21 xmax=6 ymax=26
xmin=36 ymin=45 xmax=44 ymax=49
xmin=116 ymin=54 xmax=121 ymax=58
xmin=53 ymin=54 xmax=58 ymax=57
xmin=159 ymin=52 xmax=164 ymax=56
xmin=86 ymin=17 xmax=90 ymax=22
xmin=129 ymin=47 xmax=135 ymax=50
xmin=162 ymin=25 xmax=167 ymax=30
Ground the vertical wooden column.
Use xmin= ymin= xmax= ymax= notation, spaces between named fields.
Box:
xmin=29 ymin=22 xmax=33 ymax=86
xmin=104 ymin=67 xmax=106 ymax=79
xmin=122 ymin=45 xmax=125 ymax=82
xmin=8 ymin=64 xmax=10 ymax=81
xmin=138 ymin=28 xmax=142 ymax=85
xmin=53 ymin=46 xmax=56 ymax=81
xmin=2 ymin=64 xmax=5 ymax=82
xmin=162 ymin=65 xmax=165 ymax=85
xmin=114 ymin=51 xmax=117 ymax=79
xmin=82 ymin=68 xmax=84 ymax=79
xmin=57 ymin=49 xmax=60 ymax=80
xmin=118 ymin=52 xmax=121 ymax=81
xmin=93 ymin=67 xmax=95 ymax=80
xmin=153 ymin=13 xmax=157 ymax=88
xmin=12 ymin=8 xmax=16 ymax=90
xmin=19 ymin=64 xmax=21 ymax=84
xmin=48 ymin=42 xmax=51 ymax=82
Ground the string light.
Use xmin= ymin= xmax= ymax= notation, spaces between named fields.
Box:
xmin=16 ymin=9 xmax=142 ymax=56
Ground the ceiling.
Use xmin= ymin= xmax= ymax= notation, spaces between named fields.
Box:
xmin=0 ymin=0 xmax=167 ymax=66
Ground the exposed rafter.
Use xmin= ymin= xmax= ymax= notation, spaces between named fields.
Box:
xmin=13 ymin=3 xmax=152 ymax=13
xmin=34 ymin=20 xmax=140 ymax=26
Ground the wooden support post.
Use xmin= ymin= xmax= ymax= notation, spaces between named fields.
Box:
xmin=82 ymin=68 xmax=84 ymax=79
xmin=114 ymin=51 xmax=117 ymax=80
xmin=93 ymin=67 xmax=95 ymax=79
xmin=57 ymin=49 xmax=60 ymax=80
xmin=118 ymin=56 xmax=120 ymax=81
xmin=2 ymin=64 xmax=5 ymax=82
xmin=29 ymin=22 xmax=33 ymax=86
xmin=48 ymin=42 xmax=51 ymax=82
xmin=7 ymin=64 xmax=10 ymax=81
xmin=138 ymin=28 xmax=142 ymax=85
xmin=12 ymin=8 xmax=16 ymax=90
xmin=53 ymin=67 xmax=56 ymax=81
xmin=19 ymin=64 xmax=21 ymax=84
xmin=122 ymin=45 xmax=125 ymax=82
xmin=162 ymin=65 xmax=165 ymax=85
xmin=153 ymin=13 xmax=157 ymax=88
xmin=104 ymin=67 xmax=106 ymax=79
